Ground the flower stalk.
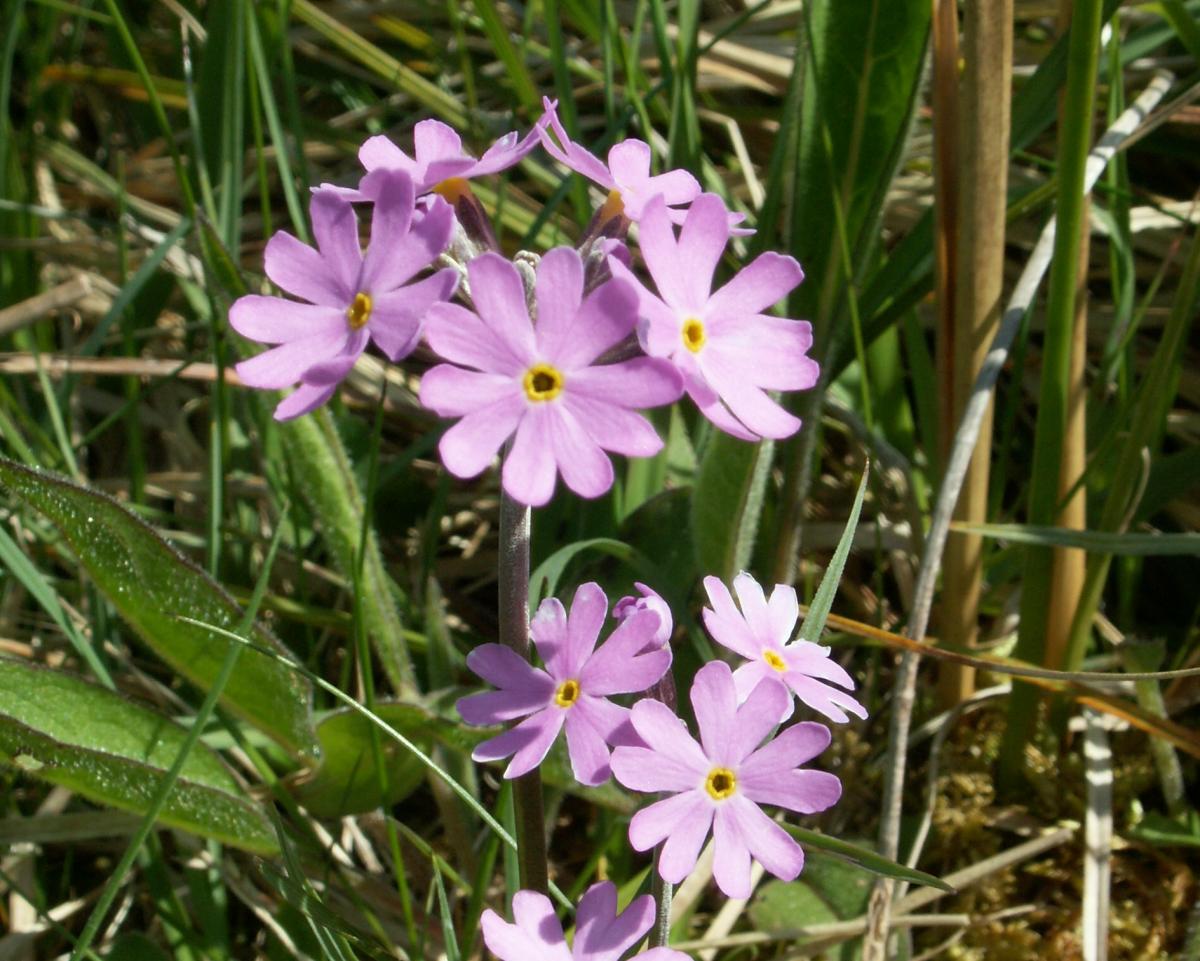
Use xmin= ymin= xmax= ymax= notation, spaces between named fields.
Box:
xmin=498 ymin=461 xmax=549 ymax=894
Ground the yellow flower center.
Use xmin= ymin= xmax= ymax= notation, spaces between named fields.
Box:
xmin=433 ymin=177 xmax=471 ymax=203
xmin=598 ymin=188 xmax=625 ymax=222
xmin=347 ymin=291 xmax=372 ymax=330
xmin=523 ymin=363 xmax=565 ymax=402
xmin=705 ymin=767 xmax=737 ymax=801
xmin=763 ymin=649 xmax=787 ymax=673
xmin=681 ymin=317 xmax=706 ymax=353
xmin=554 ymin=679 xmax=581 ymax=708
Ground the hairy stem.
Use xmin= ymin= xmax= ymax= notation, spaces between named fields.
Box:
xmin=499 ymin=491 xmax=549 ymax=894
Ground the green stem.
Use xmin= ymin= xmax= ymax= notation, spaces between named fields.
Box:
xmin=499 ymin=491 xmax=548 ymax=894
xmin=999 ymin=0 xmax=1104 ymax=788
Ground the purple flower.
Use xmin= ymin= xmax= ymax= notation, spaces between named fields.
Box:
xmin=230 ymin=171 xmax=458 ymax=420
xmin=330 ymin=119 xmax=542 ymax=200
xmin=703 ymin=573 xmax=867 ymax=724
xmin=611 ymin=660 xmax=842 ymax=899
xmin=482 ymin=882 xmax=688 ymax=961
xmin=538 ymin=98 xmax=699 ymax=222
xmin=614 ymin=582 xmax=673 ymax=652
xmin=609 ymin=193 xmax=819 ymax=440
xmin=420 ymin=248 xmax=683 ymax=507
xmin=457 ymin=582 xmax=671 ymax=786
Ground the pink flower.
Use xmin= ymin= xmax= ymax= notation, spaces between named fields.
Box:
xmin=420 ymin=248 xmax=683 ymax=507
xmin=482 ymin=882 xmax=687 ymax=961
xmin=611 ymin=660 xmax=842 ymax=898
xmin=538 ymin=98 xmax=699 ymax=222
xmin=702 ymin=573 xmax=867 ymax=724
xmin=614 ymin=582 xmax=673 ymax=651
xmin=230 ymin=171 xmax=458 ymax=420
xmin=328 ymin=118 xmax=543 ymax=200
xmin=609 ymin=193 xmax=819 ymax=440
xmin=457 ymin=582 xmax=671 ymax=786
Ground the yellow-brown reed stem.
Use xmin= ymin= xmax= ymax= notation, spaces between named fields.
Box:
xmin=937 ymin=0 xmax=1013 ymax=708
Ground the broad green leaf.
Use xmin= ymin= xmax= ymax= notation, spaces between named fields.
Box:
xmin=691 ymin=435 xmax=773 ymax=580
xmin=954 ymin=522 xmax=1200 ymax=556
xmin=799 ymin=464 xmax=870 ymax=643
xmin=0 ymin=458 xmax=317 ymax=758
xmin=294 ymin=704 xmax=431 ymax=817
xmin=0 ymin=658 xmax=277 ymax=854
xmin=783 ymin=824 xmax=954 ymax=892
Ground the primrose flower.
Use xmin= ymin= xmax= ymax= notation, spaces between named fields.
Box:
xmin=703 ymin=573 xmax=867 ymax=724
xmin=538 ymin=98 xmax=700 ymax=223
xmin=609 ymin=192 xmax=818 ymax=440
xmin=328 ymin=118 xmax=542 ymax=201
xmin=611 ymin=660 xmax=842 ymax=898
xmin=231 ymin=171 xmax=457 ymax=420
xmin=482 ymin=882 xmax=688 ymax=961
xmin=614 ymin=582 xmax=673 ymax=652
xmin=457 ymin=582 xmax=671 ymax=786
xmin=420 ymin=248 xmax=683 ymax=507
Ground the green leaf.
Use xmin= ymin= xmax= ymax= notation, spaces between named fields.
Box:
xmin=1127 ymin=811 xmax=1200 ymax=848
xmin=294 ymin=704 xmax=431 ymax=817
xmin=530 ymin=537 xmax=655 ymax=606
xmin=691 ymin=435 xmax=773 ymax=579
xmin=0 ymin=458 xmax=317 ymax=758
xmin=955 ymin=522 xmax=1200 ymax=556
xmin=783 ymin=824 xmax=954 ymax=892
xmin=799 ymin=463 xmax=869 ymax=643
xmin=0 ymin=658 xmax=277 ymax=854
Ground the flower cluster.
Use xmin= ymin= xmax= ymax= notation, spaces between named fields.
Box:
xmin=229 ymin=107 xmax=819 ymax=506
xmin=458 ymin=573 xmax=863 ymax=899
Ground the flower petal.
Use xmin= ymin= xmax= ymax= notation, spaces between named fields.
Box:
xmin=768 ymin=584 xmax=801 ymax=646
xmin=785 ymin=675 xmax=869 ymax=724
xmin=545 ymin=406 xmax=613 ymax=500
xmin=502 ymin=405 xmax=558 ymax=507
xmin=421 ymin=365 xmax=517 ymax=418
xmin=701 ymin=576 xmax=762 ymax=660
xmin=513 ymin=891 xmax=570 ymax=959
xmin=740 ymin=720 xmax=832 ymax=783
xmin=690 ymin=660 xmax=739 ymax=768
xmin=629 ymin=791 xmax=713 ymax=873
xmin=467 ymin=253 xmax=538 ymax=364
xmin=465 ymin=643 xmax=554 ymax=692
xmin=424 ymin=301 xmax=529 ymax=376
xmin=263 ymin=231 xmax=346 ymax=306
xmin=272 ymin=382 xmax=336 ymax=421
xmin=436 ymin=394 xmax=526 ymax=478
xmin=567 ymin=357 xmax=683 ymax=408
xmin=676 ymin=194 xmax=730 ymax=307
xmin=708 ymin=315 xmax=820 ymax=391
xmin=414 ymin=119 xmax=465 ymax=163
xmin=580 ymin=609 xmax=671 ymax=696
xmin=358 ymin=135 xmax=413 ymax=174
xmin=731 ymin=572 xmax=773 ymax=642
xmin=711 ymin=803 xmax=753 ymax=898
xmin=470 ymin=125 xmax=542 ymax=177
xmin=727 ymin=795 xmax=804 ymax=881
xmin=700 ymin=351 xmax=802 ymax=439
xmin=310 ymin=190 xmax=361 ymax=289
xmin=563 ymin=582 xmax=607 ymax=678
xmin=457 ymin=688 xmax=548 ymax=725
xmin=643 ymin=168 xmax=702 ymax=207
xmin=369 ymin=268 xmax=459 ymax=361
xmin=538 ymin=99 xmax=614 ymax=188
xmin=299 ymin=328 xmax=368 ymax=387
xmin=530 ymin=596 xmax=569 ymax=677
xmin=731 ymin=677 xmax=791 ymax=762
xmin=706 ymin=251 xmax=804 ymax=319
xmin=575 ymin=884 xmax=653 ymax=961
xmin=782 ymin=641 xmax=857 ymax=690
xmin=627 ymin=698 xmax=708 ymax=774
xmin=471 ymin=708 xmax=565 ymax=779
xmin=229 ymin=296 xmax=346 ymax=345
xmin=360 ymin=188 xmax=452 ymax=292
xmin=606 ymin=139 xmax=651 ymax=189
xmin=637 ymin=195 xmax=687 ymax=310
xmin=532 ymin=247 xmax=584 ymax=362
xmin=548 ymin=276 xmax=639 ymax=370
xmin=611 ymin=744 xmax=704 ymax=794
xmin=559 ymin=396 xmax=665 ymax=458
xmin=234 ymin=330 xmax=348 ymax=389
xmin=564 ymin=703 xmax=614 ymax=785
